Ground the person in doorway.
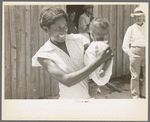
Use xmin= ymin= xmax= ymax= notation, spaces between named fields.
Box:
xmin=32 ymin=6 xmax=113 ymax=99
xmin=122 ymin=6 xmax=146 ymax=99
xmin=78 ymin=5 xmax=94 ymax=41
xmin=67 ymin=11 xmax=78 ymax=34
xmin=84 ymin=17 xmax=113 ymax=98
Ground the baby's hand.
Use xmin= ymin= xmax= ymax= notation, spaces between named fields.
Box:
xmin=98 ymin=70 xmax=105 ymax=77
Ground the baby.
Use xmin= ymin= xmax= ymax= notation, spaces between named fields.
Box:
xmin=84 ymin=17 xmax=113 ymax=95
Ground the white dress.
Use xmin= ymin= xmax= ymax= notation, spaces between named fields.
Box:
xmin=84 ymin=41 xmax=113 ymax=86
xmin=32 ymin=34 xmax=91 ymax=99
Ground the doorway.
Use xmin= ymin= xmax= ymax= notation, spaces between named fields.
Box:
xmin=66 ymin=5 xmax=84 ymax=29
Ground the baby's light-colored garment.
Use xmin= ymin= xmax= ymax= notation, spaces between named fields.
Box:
xmin=84 ymin=41 xmax=113 ymax=87
xmin=32 ymin=34 xmax=91 ymax=99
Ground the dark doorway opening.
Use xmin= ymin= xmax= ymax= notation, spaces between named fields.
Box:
xmin=67 ymin=5 xmax=84 ymax=29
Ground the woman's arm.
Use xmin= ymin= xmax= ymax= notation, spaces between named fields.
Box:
xmin=38 ymin=45 xmax=113 ymax=87
xmin=98 ymin=58 xmax=112 ymax=77
xmin=102 ymin=58 xmax=112 ymax=72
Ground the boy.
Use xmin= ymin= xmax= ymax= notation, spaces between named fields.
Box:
xmin=84 ymin=17 xmax=113 ymax=98
xmin=122 ymin=7 xmax=146 ymax=99
xmin=78 ymin=5 xmax=94 ymax=41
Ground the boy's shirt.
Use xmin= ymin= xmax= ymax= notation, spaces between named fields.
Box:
xmin=84 ymin=40 xmax=113 ymax=86
xmin=78 ymin=13 xmax=90 ymax=33
xmin=122 ymin=23 xmax=146 ymax=54
xmin=78 ymin=13 xmax=91 ymax=40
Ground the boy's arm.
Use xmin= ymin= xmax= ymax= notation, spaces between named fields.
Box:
xmin=78 ymin=17 xmax=89 ymax=33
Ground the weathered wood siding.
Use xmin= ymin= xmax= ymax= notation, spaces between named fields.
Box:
xmin=4 ymin=5 xmax=137 ymax=99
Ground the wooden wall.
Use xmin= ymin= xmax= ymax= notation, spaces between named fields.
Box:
xmin=4 ymin=5 xmax=137 ymax=99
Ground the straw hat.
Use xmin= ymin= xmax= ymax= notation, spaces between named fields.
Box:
xmin=83 ymin=5 xmax=94 ymax=9
xmin=130 ymin=7 xmax=144 ymax=17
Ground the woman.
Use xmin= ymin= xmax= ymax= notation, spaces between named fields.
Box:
xmin=32 ymin=6 xmax=113 ymax=99
xmin=67 ymin=11 xmax=78 ymax=34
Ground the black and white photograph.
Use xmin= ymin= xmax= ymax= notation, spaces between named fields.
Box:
xmin=2 ymin=1 xmax=149 ymax=120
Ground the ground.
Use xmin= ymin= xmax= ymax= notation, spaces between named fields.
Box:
xmin=96 ymin=75 xmax=132 ymax=99
xmin=45 ymin=75 xmax=140 ymax=99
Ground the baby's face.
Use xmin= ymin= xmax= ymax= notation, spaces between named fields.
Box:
xmin=91 ymin=27 xmax=108 ymax=41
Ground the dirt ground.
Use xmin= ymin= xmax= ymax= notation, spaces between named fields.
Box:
xmin=96 ymin=75 xmax=133 ymax=99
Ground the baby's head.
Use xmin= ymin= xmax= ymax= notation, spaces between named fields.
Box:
xmin=89 ymin=17 xmax=109 ymax=41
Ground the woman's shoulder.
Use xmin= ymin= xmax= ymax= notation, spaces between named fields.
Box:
xmin=32 ymin=40 xmax=57 ymax=66
xmin=40 ymin=40 xmax=55 ymax=51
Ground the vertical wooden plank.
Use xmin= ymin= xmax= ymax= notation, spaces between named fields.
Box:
xmin=10 ymin=5 xmax=17 ymax=99
xmin=38 ymin=5 xmax=45 ymax=98
xmin=101 ymin=5 xmax=103 ymax=18
xmin=25 ymin=5 xmax=31 ymax=99
xmin=98 ymin=5 xmax=102 ymax=17
xmin=16 ymin=5 xmax=26 ymax=99
xmin=123 ymin=5 xmax=131 ymax=76
xmin=44 ymin=71 xmax=51 ymax=98
xmin=50 ymin=78 xmax=59 ymax=98
xmin=4 ymin=5 xmax=12 ymax=99
xmin=93 ymin=5 xmax=98 ymax=18
xmin=130 ymin=5 xmax=137 ymax=25
xmin=116 ymin=5 xmax=124 ymax=77
xmin=102 ymin=5 xmax=109 ymax=19
xmin=38 ymin=5 xmax=45 ymax=49
xmin=109 ymin=5 xmax=117 ymax=78
xmin=102 ymin=5 xmax=110 ymax=41
xmin=108 ymin=5 xmax=110 ymax=42
xmin=30 ymin=5 xmax=40 ymax=99
xmin=39 ymin=66 xmax=45 ymax=98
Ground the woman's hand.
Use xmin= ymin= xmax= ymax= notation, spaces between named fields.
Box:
xmin=96 ymin=45 xmax=113 ymax=64
xmin=98 ymin=69 xmax=105 ymax=77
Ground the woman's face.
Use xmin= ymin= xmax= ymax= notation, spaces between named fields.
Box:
xmin=48 ymin=17 xmax=68 ymax=44
xmin=135 ymin=15 xmax=145 ymax=25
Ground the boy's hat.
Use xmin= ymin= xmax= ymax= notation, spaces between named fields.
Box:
xmin=83 ymin=5 xmax=94 ymax=9
xmin=130 ymin=7 xmax=144 ymax=17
